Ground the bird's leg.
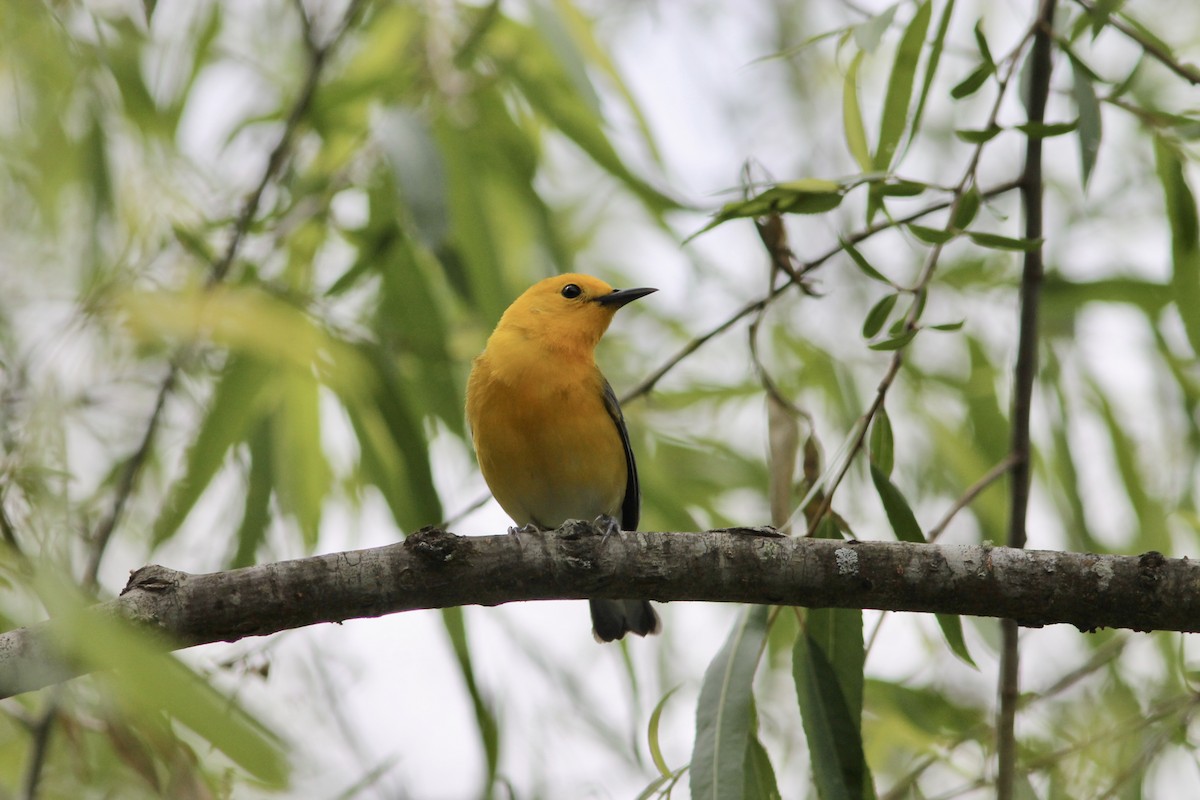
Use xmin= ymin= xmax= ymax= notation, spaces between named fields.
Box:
xmin=594 ymin=514 xmax=622 ymax=543
xmin=507 ymin=522 xmax=543 ymax=536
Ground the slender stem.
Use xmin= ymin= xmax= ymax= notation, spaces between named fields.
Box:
xmin=83 ymin=364 xmax=177 ymax=587
xmin=1072 ymin=0 xmax=1200 ymax=85
xmin=867 ymin=453 xmax=1021 ymax=670
xmin=621 ymin=179 xmax=1023 ymax=405
xmin=997 ymin=2 xmax=1056 ymax=798
xmin=926 ymin=453 xmax=1020 ymax=543
xmin=20 ymin=688 xmax=62 ymax=800
xmin=803 ymin=31 xmax=1036 ymax=536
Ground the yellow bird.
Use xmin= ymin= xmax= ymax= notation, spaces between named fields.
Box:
xmin=466 ymin=274 xmax=661 ymax=642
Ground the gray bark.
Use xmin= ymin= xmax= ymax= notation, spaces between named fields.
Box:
xmin=0 ymin=522 xmax=1195 ymax=698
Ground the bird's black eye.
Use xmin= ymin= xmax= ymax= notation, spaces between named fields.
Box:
xmin=561 ymin=283 xmax=582 ymax=299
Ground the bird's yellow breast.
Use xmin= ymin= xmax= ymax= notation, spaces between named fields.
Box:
xmin=466 ymin=349 xmax=627 ymax=529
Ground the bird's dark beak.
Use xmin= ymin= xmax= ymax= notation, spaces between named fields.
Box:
xmin=596 ymin=286 xmax=657 ymax=308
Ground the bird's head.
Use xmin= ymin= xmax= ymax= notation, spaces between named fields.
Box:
xmin=495 ymin=273 xmax=656 ymax=353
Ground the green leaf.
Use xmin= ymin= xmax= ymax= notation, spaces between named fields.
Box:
xmin=325 ymin=257 xmax=373 ymax=298
xmin=906 ymin=290 xmax=927 ymax=325
xmin=869 ymin=407 xmax=894 ymax=476
xmin=973 ymin=20 xmax=995 ymax=70
xmin=342 ymin=341 xmax=443 ymax=530
xmin=862 ymin=293 xmax=899 ymax=339
xmin=951 ymin=187 xmax=982 ymax=230
xmin=907 ymin=224 xmax=957 ymax=244
xmin=1154 ymin=137 xmax=1200 ymax=357
xmin=906 ymin=0 xmax=954 ymax=150
xmin=843 ymin=51 xmax=872 ymax=172
xmin=874 ymin=0 xmax=931 ymax=171
xmin=794 ymin=606 xmax=875 ymax=800
xmin=767 ymin=394 xmax=800 ymax=528
xmin=430 ymin=109 xmax=520 ymax=322
xmin=377 ymin=108 xmax=450 ymax=250
xmin=489 ymin=17 xmax=677 ymax=213
xmin=1016 ymin=120 xmax=1079 ymax=138
xmin=950 ymin=63 xmax=992 ymax=99
xmin=954 ymin=125 xmax=1002 ymax=143
xmin=930 ymin=320 xmax=965 ymax=331
xmin=269 ymin=368 xmax=329 ymax=550
xmin=691 ymin=181 xmax=843 ymax=240
xmin=119 ymin=286 xmax=371 ymax=393
xmin=1092 ymin=388 xmax=1171 ymax=553
xmin=231 ymin=422 xmax=273 ymax=568
xmin=171 ymin=223 xmax=216 ymax=265
xmin=1071 ymin=57 xmax=1103 ymax=188
xmin=852 ymin=4 xmax=899 ymax=53
xmin=842 ymin=239 xmax=891 ymax=284
xmin=935 ymin=613 xmax=978 ymax=668
xmin=867 ymin=328 xmax=918 ymax=351
xmin=743 ymin=723 xmax=782 ymax=800
xmin=794 ymin=638 xmax=853 ymax=800
xmin=153 ymin=356 xmax=275 ymax=545
xmin=966 ymin=231 xmax=1044 ymax=251
xmin=440 ymin=607 xmax=500 ymax=796
xmin=548 ymin=0 xmax=664 ymax=165
xmin=865 ymin=678 xmax=986 ymax=739
xmin=377 ymin=231 xmax=464 ymax=435
xmin=869 ymin=463 xmax=925 ymax=543
xmin=649 ymin=687 xmax=680 ymax=777
xmin=964 ymin=338 xmax=1011 ymax=464
xmin=771 ymin=180 xmax=846 ymax=212
xmin=879 ymin=179 xmax=927 ymax=197
xmin=692 ymin=606 xmax=769 ymax=800
xmin=44 ymin=582 xmax=287 ymax=786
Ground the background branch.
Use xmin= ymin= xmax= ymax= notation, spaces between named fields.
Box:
xmin=1073 ymin=0 xmax=1200 ymax=85
xmin=0 ymin=524 xmax=1192 ymax=699
xmin=621 ymin=178 xmax=1023 ymax=404
xmin=999 ymin=2 xmax=1056 ymax=796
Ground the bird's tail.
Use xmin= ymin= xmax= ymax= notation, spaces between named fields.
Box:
xmin=590 ymin=599 xmax=662 ymax=643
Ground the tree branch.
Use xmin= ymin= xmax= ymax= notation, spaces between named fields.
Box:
xmin=0 ymin=524 xmax=1194 ymax=699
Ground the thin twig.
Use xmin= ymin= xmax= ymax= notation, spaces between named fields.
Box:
xmin=1022 ymin=693 xmax=1199 ymax=772
xmin=1027 ymin=635 xmax=1126 ymax=705
xmin=802 ymin=29 xmax=1037 ymax=536
xmin=20 ymin=688 xmax=62 ymax=800
xmin=926 ymin=453 xmax=1020 ymax=543
xmin=209 ymin=0 xmax=368 ymax=286
xmin=1072 ymin=0 xmax=1200 ymax=85
xmin=864 ymin=454 xmax=1020 ymax=665
xmin=621 ymin=178 xmax=1022 ymax=404
xmin=998 ymin=2 xmax=1056 ymax=798
xmin=83 ymin=365 xmax=177 ymax=587
xmin=1094 ymin=701 xmax=1198 ymax=799
xmin=879 ymin=636 xmax=1127 ymax=799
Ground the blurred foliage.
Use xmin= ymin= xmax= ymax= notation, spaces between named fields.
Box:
xmin=2 ymin=0 xmax=1200 ymax=797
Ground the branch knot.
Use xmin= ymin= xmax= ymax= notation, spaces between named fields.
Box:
xmin=405 ymin=527 xmax=459 ymax=563
xmin=122 ymin=565 xmax=184 ymax=595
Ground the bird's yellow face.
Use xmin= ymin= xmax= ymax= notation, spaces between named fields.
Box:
xmin=495 ymin=273 xmax=656 ymax=353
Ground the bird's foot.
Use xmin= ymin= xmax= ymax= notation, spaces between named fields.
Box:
xmin=595 ymin=514 xmax=623 ymax=543
xmin=508 ymin=522 xmax=542 ymax=536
